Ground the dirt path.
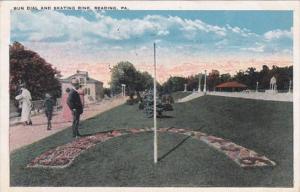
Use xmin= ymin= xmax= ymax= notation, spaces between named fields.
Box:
xmin=9 ymin=97 xmax=127 ymax=152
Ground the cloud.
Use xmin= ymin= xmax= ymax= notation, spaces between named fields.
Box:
xmin=225 ymin=24 xmax=256 ymax=37
xmin=264 ymin=28 xmax=292 ymax=40
xmin=11 ymin=10 xmax=293 ymax=73
xmin=11 ymin=11 xmax=174 ymax=42
xmin=241 ymin=45 xmax=265 ymax=53
xmin=11 ymin=11 xmax=231 ymax=43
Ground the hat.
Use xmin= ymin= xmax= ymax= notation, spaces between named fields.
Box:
xmin=45 ymin=93 xmax=51 ymax=98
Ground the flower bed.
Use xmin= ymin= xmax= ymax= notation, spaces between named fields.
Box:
xmin=27 ymin=128 xmax=276 ymax=169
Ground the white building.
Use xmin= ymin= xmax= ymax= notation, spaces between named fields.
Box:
xmin=60 ymin=70 xmax=104 ymax=104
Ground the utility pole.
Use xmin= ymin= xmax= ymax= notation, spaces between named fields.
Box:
xmin=153 ymin=43 xmax=157 ymax=164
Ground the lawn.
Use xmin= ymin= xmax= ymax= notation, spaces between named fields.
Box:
xmin=10 ymin=95 xmax=293 ymax=187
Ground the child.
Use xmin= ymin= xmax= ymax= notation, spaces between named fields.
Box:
xmin=44 ymin=93 xmax=54 ymax=130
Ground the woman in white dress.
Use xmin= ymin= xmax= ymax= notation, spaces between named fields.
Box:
xmin=15 ymin=83 xmax=33 ymax=125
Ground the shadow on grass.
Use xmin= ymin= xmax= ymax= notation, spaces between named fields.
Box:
xmin=31 ymin=121 xmax=69 ymax=126
xmin=158 ymin=115 xmax=174 ymax=119
xmin=158 ymin=136 xmax=191 ymax=162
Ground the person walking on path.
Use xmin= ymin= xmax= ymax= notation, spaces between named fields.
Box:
xmin=62 ymin=88 xmax=72 ymax=122
xmin=15 ymin=83 xmax=33 ymax=126
xmin=43 ymin=93 xmax=54 ymax=130
xmin=67 ymin=78 xmax=83 ymax=138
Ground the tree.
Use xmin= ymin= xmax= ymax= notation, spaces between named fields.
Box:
xmin=186 ymin=75 xmax=200 ymax=91
xmin=245 ymin=67 xmax=258 ymax=90
xmin=233 ymin=70 xmax=247 ymax=85
xmin=219 ymin=73 xmax=231 ymax=83
xmin=10 ymin=42 xmax=61 ymax=100
xmin=272 ymin=66 xmax=292 ymax=90
xmin=135 ymin=71 xmax=154 ymax=92
xmin=207 ymin=70 xmax=220 ymax=91
xmin=258 ymin=65 xmax=271 ymax=89
xmin=162 ymin=76 xmax=187 ymax=93
xmin=110 ymin=61 xmax=138 ymax=95
xmin=110 ymin=61 xmax=155 ymax=95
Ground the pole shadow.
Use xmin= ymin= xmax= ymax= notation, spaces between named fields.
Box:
xmin=157 ymin=115 xmax=174 ymax=118
xmin=158 ymin=135 xmax=191 ymax=162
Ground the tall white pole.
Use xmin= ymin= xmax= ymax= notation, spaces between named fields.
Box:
xmin=204 ymin=70 xmax=207 ymax=93
xmin=153 ymin=43 xmax=158 ymax=164
xmin=198 ymin=73 xmax=201 ymax=92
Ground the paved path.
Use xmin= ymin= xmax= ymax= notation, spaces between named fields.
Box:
xmin=176 ymin=92 xmax=204 ymax=103
xmin=9 ymin=97 xmax=127 ymax=152
xmin=207 ymin=91 xmax=293 ymax=102
xmin=177 ymin=91 xmax=293 ymax=103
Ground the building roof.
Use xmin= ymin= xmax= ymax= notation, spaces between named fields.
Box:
xmin=216 ymin=81 xmax=247 ymax=88
xmin=60 ymin=71 xmax=103 ymax=84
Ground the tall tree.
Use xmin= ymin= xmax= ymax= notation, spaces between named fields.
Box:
xmin=162 ymin=76 xmax=187 ymax=93
xmin=219 ymin=73 xmax=231 ymax=83
xmin=10 ymin=42 xmax=61 ymax=100
xmin=110 ymin=61 xmax=156 ymax=95
xmin=207 ymin=70 xmax=220 ymax=91
xmin=110 ymin=61 xmax=138 ymax=95
xmin=245 ymin=67 xmax=258 ymax=90
xmin=135 ymin=71 xmax=154 ymax=92
xmin=258 ymin=65 xmax=271 ymax=89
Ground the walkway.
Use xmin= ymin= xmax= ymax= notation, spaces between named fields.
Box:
xmin=176 ymin=91 xmax=293 ymax=103
xmin=176 ymin=92 xmax=204 ymax=103
xmin=9 ymin=97 xmax=127 ymax=152
xmin=207 ymin=91 xmax=293 ymax=102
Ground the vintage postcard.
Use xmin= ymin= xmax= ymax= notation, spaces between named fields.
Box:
xmin=0 ymin=1 xmax=299 ymax=192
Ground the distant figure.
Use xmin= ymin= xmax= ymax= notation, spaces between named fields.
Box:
xmin=78 ymin=86 xmax=85 ymax=108
xmin=15 ymin=83 xmax=32 ymax=126
xmin=62 ymin=88 xmax=72 ymax=122
xmin=67 ymin=79 xmax=83 ymax=138
xmin=43 ymin=93 xmax=54 ymax=130
xmin=270 ymin=76 xmax=277 ymax=91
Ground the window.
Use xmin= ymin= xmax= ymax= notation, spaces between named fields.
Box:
xmin=88 ymin=88 xmax=90 ymax=95
xmin=80 ymin=77 xmax=85 ymax=84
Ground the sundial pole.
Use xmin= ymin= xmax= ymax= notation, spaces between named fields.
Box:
xmin=153 ymin=42 xmax=158 ymax=164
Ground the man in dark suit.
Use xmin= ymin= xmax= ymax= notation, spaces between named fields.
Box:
xmin=67 ymin=78 xmax=83 ymax=138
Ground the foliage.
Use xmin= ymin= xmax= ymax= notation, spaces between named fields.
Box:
xmin=103 ymin=88 xmax=111 ymax=97
xmin=10 ymin=42 xmax=61 ymax=100
xmin=142 ymin=90 xmax=163 ymax=117
xmin=207 ymin=70 xmax=220 ymax=91
xmin=126 ymin=92 xmax=140 ymax=105
xmin=162 ymin=76 xmax=187 ymax=93
xmin=136 ymin=71 xmax=154 ymax=92
xmin=110 ymin=61 xmax=157 ymax=96
xmin=141 ymin=90 xmax=173 ymax=118
xmin=233 ymin=65 xmax=293 ymax=90
xmin=161 ymin=65 xmax=293 ymax=92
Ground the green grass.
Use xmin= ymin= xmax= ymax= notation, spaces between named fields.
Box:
xmin=10 ymin=95 xmax=293 ymax=187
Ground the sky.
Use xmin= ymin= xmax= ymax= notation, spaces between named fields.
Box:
xmin=11 ymin=10 xmax=293 ymax=86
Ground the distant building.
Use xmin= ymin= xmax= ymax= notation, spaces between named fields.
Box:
xmin=216 ymin=81 xmax=247 ymax=92
xmin=60 ymin=70 xmax=104 ymax=104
